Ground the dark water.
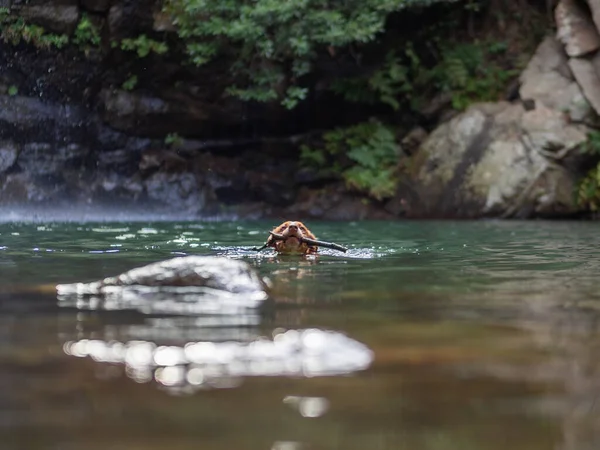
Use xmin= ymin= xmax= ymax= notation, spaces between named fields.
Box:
xmin=1 ymin=219 xmax=600 ymax=450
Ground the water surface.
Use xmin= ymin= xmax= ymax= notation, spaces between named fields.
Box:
xmin=1 ymin=220 xmax=599 ymax=450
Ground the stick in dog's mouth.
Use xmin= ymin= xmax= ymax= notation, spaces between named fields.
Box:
xmin=260 ymin=231 xmax=348 ymax=253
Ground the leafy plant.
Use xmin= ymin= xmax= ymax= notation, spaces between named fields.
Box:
xmin=165 ymin=132 xmax=184 ymax=147
xmin=330 ymin=37 xmax=518 ymax=113
xmin=577 ymin=164 xmax=600 ymax=212
xmin=301 ymin=120 xmax=400 ymax=200
xmin=580 ymin=130 xmax=600 ymax=156
xmin=73 ymin=13 xmax=101 ymax=50
xmin=7 ymin=85 xmax=18 ymax=96
xmin=432 ymin=41 xmax=517 ymax=110
xmin=121 ymin=75 xmax=138 ymax=91
xmin=163 ymin=0 xmax=450 ymax=108
xmin=576 ymin=131 xmax=600 ymax=211
xmin=0 ymin=9 xmax=68 ymax=49
xmin=117 ymin=34 xmax=168 ymax=58
xmin=331 ymin=50 xmax=413 ymax=110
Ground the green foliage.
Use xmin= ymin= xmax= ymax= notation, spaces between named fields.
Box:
xmin=281 ymin=86 xmax=308 ymax=110
xmin=117 ymin=34 xmax=168 ymax=58
xmin=432 ymin=41 xmax=517 ymax=110
xmin=0 ymin=8 xmax=68 ymax=49
xmin=165 ymin=132 xmax=184 ymax=147
xmin=73 ymin=13 xmax=101 ymax=50
xmin=577 ymin=131 xmax=600 ymax=212
xmin=330 ymin=38 xmax=517 ymax=112
xmin=163 ymin=0 xmax=450 ymax=107
xmin=121 ymin=75 xmax=138 ymax=91
xmin=581 ymin=130 xmax=600 ymax=156
xmin=300 ymin=120 xmax=399 ymax=200
xmin=331 ymin=50 xmax=413 ymax=110
xmin=577 ymin=164 xmax=600 ymax=212
xmin=7 ymin=85 xmax=18 ymax=96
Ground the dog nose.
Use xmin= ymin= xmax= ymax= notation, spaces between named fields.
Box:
xmin=288 ymin=223 xmax=298 ymax=230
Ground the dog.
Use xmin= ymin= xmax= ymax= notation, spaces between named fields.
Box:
xmin=267 ymin=221 xmax=318 ymax=255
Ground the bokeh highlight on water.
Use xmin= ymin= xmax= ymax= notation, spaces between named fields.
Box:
xmin=1 ymin=219 xmax=600 ymax=449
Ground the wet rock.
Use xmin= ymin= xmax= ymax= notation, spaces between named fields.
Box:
xmin=403 ymin=102 xmax=587 ymax=218
xmin=153 ymin=10 xmax=176 ymax=32
xmin=95 ymin=126 xmax=154 ymax=154
xmin=555 ymin=0 xmax=600 ymax=57
xmin=81 ymin=0 xmax=110 ymax=13
xmin=0 ymin=95 xmax=89 ymax=145
xmin=17 ymin=143 xmax=88 ymax=175
xmin=107 ymin=4 xmax=122 ymax=36
xmin=99 ymin=89 xmax=210 ymax=137
xmin=520 ymin=36 xmax=593 ymax=123
xmin=144 ymin=171 xmax=207 ymax=214
xmin=96 ymin=171 xmax=144 ymax=199
xmin=18 ymin=1 xmax=80 ymax=35
xmin=569 ymin=55 xmax=600 ymax=117
xmin=139 ymin=149 xmax=188 ymax=173
xmin=96 ymin=149 xmax=141 ymax=175
xmin=56 ymin=256 xmax=270 ymax=314
xmin=0 ymin=141 xmax=18 ymax=173
xmin=288 ymin=184 xmax=395 ymax=220
xmin=107 ymin=0 xmax=158 ymax=38
xmin=0 ymin=172 xmax=64 ymax=202
xmin=0 ymin=95 xmax=67 ymax=126
xmin=587 ymin=0 xmax=600 ymax=34
xmin=401 ymin=127 xmax=428 ymax=156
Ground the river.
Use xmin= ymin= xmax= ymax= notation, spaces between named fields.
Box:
xmin=1 ymin=219 xmax=599 ymax=450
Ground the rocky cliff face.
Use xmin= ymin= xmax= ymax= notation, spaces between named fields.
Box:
xmin=0 ymin=0 xmax=596 ymax=220
xmin=397 ymin=0 xmax=600 ymax=219
xmin=402 ymin=35 xmax=594 ymax=218
xmin=0 ymin=0 xmax=395 ymax=219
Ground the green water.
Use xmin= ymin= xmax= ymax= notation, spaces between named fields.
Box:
xmin=1 ymin=219 xmax=600 ymax=450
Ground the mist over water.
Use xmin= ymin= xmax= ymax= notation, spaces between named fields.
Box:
xmin=0 ymin=205 xmax=235 ymax=223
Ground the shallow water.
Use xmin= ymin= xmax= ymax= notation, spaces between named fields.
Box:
xmin=1 ymin=219 xmax=600 ymax=450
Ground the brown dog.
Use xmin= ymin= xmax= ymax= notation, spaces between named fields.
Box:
xmin=267 ymin=221 xmax=318 ymax=255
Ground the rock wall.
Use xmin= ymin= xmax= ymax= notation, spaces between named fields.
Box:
xmin=0 ymin=0 xmax=394 ymax=219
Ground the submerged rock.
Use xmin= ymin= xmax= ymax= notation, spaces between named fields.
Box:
xmin=57 ymin=256 xmax=270 ymax=314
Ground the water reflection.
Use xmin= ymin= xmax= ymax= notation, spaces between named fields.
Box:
xmin=58 ymin=287 xmax=266 ymax=315
xmin=283 ymin=396 xmax=330 ymax=418
xmin=63 ymin=328 xmax=374 ymax=393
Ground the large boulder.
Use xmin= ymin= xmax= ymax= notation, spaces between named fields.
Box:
xmin=551 ymin=0 xmax=600 ymax=119
xmin=556 ymin=0 xmax=600 ymax=57
xmin=520 ymin=36 xmax=594 ymax=123
xmin=403 ymin=102 xmax=588 ymax=218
